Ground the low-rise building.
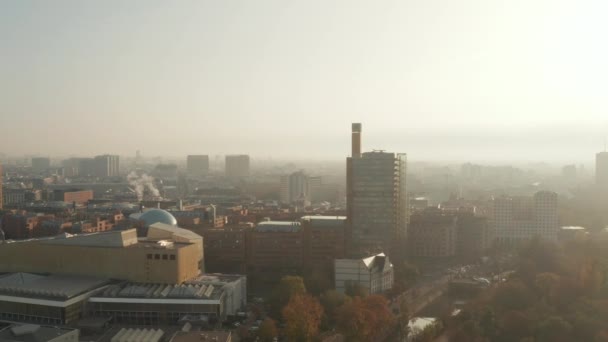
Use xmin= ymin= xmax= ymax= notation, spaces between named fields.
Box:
xmin=87 ymin=274 xmax=246 ymax=325
xmin=334 ymin=253 xmax=394 ymax=295
xmin=171 ymin=331 xmax=232 ymax=342
xmin=0 ymin=324 xmax=79 ymax=342
xmin=0 ymin=222 xmax=203 ymax=284
xmin=0 ymin=273 xmax=109 ymax=324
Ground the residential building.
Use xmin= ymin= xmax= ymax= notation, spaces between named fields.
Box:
xmin=456 ymin=213 xmax=493 ymax=257
xmin=280 ymin=170 xmax=310 ymax=205
xmin=248 ymin=221 xmax=303 ymax=287
xmin=0 ymin=163 xmax=3 ymax=210
xmin=200 ymin=227 xmax=249 ymax=273
xmin=2 ymin=188 xmax=26 ymax=207
xmin=492 ymin=191 xmax=559 ymax=243
xmin=408 ymin=209 xmax=457 ymax=258
xmin=94 ymin=154 xmax=120 ymax=177
xmin=596 ymin=151 xmax=608 ymax=189
xmin=301 ymin=216 xmax=346 ymax=269
xmin=153 ymin=164 xmax=178 ymax=182
xmin=31 ymin=157 xmax=51 ymax=174
xmin=334 ymin=253 xmax=394 ymax=295
xmin=346 ymin=123 xmax=408 ymax=256
xmin=51 ymin=189 xmax=93 ymax=204
xmin=225 ymin=155 xmax=250 ymax=179
xmin=187 ymin=155 xmax=209 ymax=179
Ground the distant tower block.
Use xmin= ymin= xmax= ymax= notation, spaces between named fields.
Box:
xmin=352 ymin=123 xmax=362 ymax=158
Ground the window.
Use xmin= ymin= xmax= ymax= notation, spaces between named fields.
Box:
xmin=154 ymin=254 xmax=160 ymax=260
xmin=162 ymin=254 xmax=168 ymax=260
xmin=147 ymin=254 xmax=152 ymax=259
xmin=170 ymin=255 xmax=176 ymax=260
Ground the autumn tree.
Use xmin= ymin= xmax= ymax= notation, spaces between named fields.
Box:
xmin=257 ymin=318 xmax=279 ymax=342
xmin=269 ymin=275 xmax=306 ymax=319
xmin=335 ymin=295 xmax=395 ymax=342
xmin=282 ymin=293 xmax=323 ymax=342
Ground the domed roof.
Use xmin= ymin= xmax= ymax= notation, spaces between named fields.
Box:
xmin=139 ymin=209 xmax=177 ymax=227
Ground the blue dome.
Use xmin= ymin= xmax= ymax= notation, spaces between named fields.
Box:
xmin=139 ymin=209 xmax=177 ymax=227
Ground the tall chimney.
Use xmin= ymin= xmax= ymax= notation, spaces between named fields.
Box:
xmin=352 ymin=123 xmax=362 ymax=158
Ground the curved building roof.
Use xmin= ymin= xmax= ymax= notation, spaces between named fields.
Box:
xmin=139 ymin=209 xmax=177 ymax=227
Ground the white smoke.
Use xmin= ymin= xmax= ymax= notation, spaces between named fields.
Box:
xmin=127 ymin=171 xmax=160 ymax=200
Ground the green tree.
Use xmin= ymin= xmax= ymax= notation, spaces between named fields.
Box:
xmin=269 ymin=275 xmax=306 ymax=319
xmin=345 ymin=282 xmax=369 ymax=298
xmin=319 ymin=290 xmax=351 ymax=326
xmin=398 ymin=297 xmax=410 ymax=340
xmin=303 ymin=267 xmax=333 ymax=296
xmin=493 ymin=280 xmax=535 ymax=311
xmin=282 ymin=293 xmax=324 ymax=342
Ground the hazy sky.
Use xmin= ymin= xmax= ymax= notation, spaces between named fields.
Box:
xmin=1 ymin=0 xmax=607 ymax=162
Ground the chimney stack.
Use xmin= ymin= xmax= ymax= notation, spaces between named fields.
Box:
xmin=352 ymin=123 xmax=362 ymax=158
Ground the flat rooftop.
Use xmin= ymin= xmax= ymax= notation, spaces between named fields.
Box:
xmin=0 ymin=324 xmax=77 ymax=342
xmin=255 ymin=221 xmax=301 ymax=232
xmin=0 ymin=273 xmax=109 ymax=300
xmin=171 ymin=331 xmax=232 ymax=342
xmin=93 ymin=282 xmax=224 ymax=301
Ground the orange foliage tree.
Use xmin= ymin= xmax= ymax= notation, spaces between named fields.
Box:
xmin=282 ymin=293 xmax=324 ymax=342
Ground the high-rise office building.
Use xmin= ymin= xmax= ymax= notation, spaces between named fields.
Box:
xmin=225 ymin=155 xmax=250 ymax=179
xmin=596 ymin=152 xmax=608 ymax=189
xmin=346 ymin=123 xmax=408 ymax=257
xmin=94 ymin=155 xmax=120 ymax=177
xmin=0 ymin=163 xmax=3 ymax=210
xmin=31 ymin=157 xmax=50 ymax=174
xmin=187 ymin=155 xmax=209 ymax=179
xmin=280 ymin=171 xmax=310 ymax=204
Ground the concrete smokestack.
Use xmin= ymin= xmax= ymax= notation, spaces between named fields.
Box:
xmin=352 ymin=123 xmax=362 ymax=158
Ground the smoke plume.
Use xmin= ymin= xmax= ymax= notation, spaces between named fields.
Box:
xmin=127 ymin=171 xmax=160 ymax=200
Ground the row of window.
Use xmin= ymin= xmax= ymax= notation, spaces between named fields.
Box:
xmin=146 ymin=254 xmax=176 ymax=261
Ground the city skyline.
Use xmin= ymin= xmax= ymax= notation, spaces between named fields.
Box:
xmin=2 ymin=1 xmax=608 ymax=161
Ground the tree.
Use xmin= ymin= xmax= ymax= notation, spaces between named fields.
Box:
xmin=335 ymin=295 xmax=395 ymax=342
xmin=257 ymin=318 xmax=279 ymax=342
xmin=345 ymin=282 xmax=369 ymax=298
xmin=411 ymin=321 xmax=443 ymax=342
xmin=319 ymin=290 xmax=351 ymax=326
xmin=493 ymin=280 xmax=535 ymax=311
xmin=269 ymin=275 xmax=307 ymax=319
xmin=537 ymin=316 xmax=572 ymax=342
xmin=535 ymin=272 xmax=560 ymax=303
xmin=303 ymin=267 xmax=334 ymax=296
xmin=398 ymin=297 xmax=411 ymax=340
xmin=479 ymin=308 xmax=497 ymax=340
xmin=282 ymin=293 xmax=323 ymax=342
